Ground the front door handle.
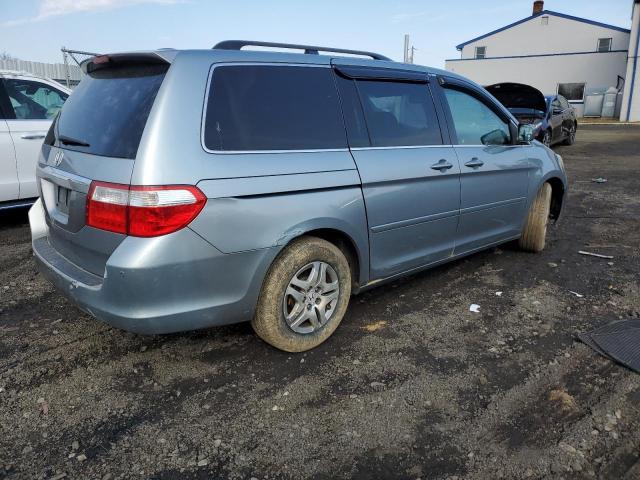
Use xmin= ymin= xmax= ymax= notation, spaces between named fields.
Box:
xmin=464 ymin=158 xmax=484 ymax=168
xmin=431 ymin=159 xmax=453 ymax=171
xmin=21 ymin=133 xmax=46 ymax=140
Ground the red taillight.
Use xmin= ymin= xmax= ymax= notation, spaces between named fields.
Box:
xmin=86 ymin=182 xmax=206 ymax=237
xmin=86 ymin=182 xmax=129 ymax=234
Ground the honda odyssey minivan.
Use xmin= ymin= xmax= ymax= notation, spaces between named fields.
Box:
xmin=29 ymin=41 xmax=567 ymax=352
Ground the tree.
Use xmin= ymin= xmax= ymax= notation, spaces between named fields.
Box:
xmin=0 ymin=52 xmax=17 ymax=61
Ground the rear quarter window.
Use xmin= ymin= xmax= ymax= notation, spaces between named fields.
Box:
xmin=203 ymin=65 xmax=347 ymax=151
xmin=56 ymin=63 xmax=168 ymax=159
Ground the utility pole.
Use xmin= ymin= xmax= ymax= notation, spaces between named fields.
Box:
xmin=403 ymin=34 xmax=410 ymax=63
xmin=403 ymin=35 xmax=416 ymax=64
xmin=62 ymin=46 xmax=70 ymax=88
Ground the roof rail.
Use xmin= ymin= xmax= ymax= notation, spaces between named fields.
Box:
xmin=212 ymin=40 xmax=392 ymax=61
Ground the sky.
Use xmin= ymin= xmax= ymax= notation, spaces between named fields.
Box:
xmin=0 ymin=0 xmax=634 ymax=68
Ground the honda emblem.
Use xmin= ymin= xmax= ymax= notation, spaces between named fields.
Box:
xmin=53 ymin=151 xmax=64 ymax=167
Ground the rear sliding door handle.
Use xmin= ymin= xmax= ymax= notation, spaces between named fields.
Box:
xmin=464 ymin=158 xmax=484 ymax=168
xmin=21 ymin=133 xmax=46 ymax=140
xmin=431 ymin=159 xmax=453 ymax=171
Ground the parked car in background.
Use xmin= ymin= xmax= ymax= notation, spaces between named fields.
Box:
xmin=485 ymin=83 xmax=577 ymax=147
xmin=0 ymin=70 xmax=70 ymax=208
xmin=30 ymin=42 xmax=567 ymax=352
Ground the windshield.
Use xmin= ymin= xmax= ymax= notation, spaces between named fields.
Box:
xmin=56 ymin=63 xmax=168 ymax=159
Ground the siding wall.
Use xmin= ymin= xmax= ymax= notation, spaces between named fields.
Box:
xmin=445 ymin=51 xmax=628 ymax=117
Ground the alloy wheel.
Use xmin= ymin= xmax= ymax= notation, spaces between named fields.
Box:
xmin=283 ymin=261 xmax=340 ymax=334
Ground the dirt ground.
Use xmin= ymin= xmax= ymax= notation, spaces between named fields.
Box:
xmin=1 ymin=124 xmax=639 ymax=480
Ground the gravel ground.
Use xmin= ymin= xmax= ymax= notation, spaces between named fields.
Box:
xmin=1 ymin=124 xmax=639 ymax=480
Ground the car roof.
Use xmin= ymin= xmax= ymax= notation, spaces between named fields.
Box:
xmin=201 ymin=48 xmax=461 ymax=78
xmin=86 ymin=47 xmax=466 ymax=81
xmin=1 ymin=69 xmax=53 ymax=80
xmin=0 ymin=69 xmax=71 ymax=93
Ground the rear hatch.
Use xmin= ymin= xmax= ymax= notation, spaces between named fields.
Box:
xmin=485 ymin=82 xmax=547 ymax=124
xmin=39 ymin=54 xmax=169 ymax=276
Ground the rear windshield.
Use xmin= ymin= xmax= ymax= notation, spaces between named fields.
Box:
xmin=56 ymin=63 xmax=168 ymax=159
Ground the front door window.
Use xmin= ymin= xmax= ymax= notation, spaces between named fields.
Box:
xmin=443 ymin=88 xmax=510 ymax=145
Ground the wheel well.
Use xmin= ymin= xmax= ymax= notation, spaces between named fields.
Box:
xmin=303 ymin=229 xmax=361 ymax=288
xmin=546 ymin=177 xmax=564 ymax=220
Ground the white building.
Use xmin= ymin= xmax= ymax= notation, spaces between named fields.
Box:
xmin=445 ymin=1 xmax=636 ymax=119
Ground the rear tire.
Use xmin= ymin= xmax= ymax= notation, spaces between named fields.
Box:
xmin=519 ymin=183 xmax=552 ymax=253
xmin=252 ymin=236 xmax=351 ymax=352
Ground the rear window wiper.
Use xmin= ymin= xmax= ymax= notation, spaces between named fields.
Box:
xmin=59 ymin=135 xmax=91 ymax=147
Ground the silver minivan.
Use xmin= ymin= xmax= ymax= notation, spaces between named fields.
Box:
xmin=29 ymin=41 xmax=567 ymax=352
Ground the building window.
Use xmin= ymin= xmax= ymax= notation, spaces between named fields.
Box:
xmin=541 ymin=16 xmax=549 ymax=25
xmin=597 ymin=38 xmax=612 ymax=52
xmin=558 ymin=83 xmax=586 ymax=102
xmin=474 ymin=46 xmax=486 ymax=59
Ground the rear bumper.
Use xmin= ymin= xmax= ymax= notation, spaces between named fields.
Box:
xmin=30 ymin=199 xmax=278 ymax=334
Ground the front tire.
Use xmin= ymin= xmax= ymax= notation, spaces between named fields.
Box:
xmin=252 ymin=236 xmax=352 ymax=352
xmin=542 ymin=129 xmax=552 ymax=147
xmin=519 ymin=183 xmax=552 ymax=252
xmin=563 ymin=123 xmax=576 ymax=145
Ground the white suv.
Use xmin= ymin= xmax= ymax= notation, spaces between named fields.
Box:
xmin=1 ymin=70 xmax=71 ymax=208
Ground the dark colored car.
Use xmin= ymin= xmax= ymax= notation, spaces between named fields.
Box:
xmin=485 ymin=83 xmax=577 ymax=147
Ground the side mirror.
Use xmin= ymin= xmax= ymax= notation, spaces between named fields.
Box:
xmin=481 ymin=128 xmax=510 ymax=146
xmin=518 ymin=124 xmax=535 ymax=143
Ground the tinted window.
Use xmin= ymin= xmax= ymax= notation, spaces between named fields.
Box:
xmin=444 ymin=88 xmax=511 ymax=145
xmin=355 ymin=81 xmax=441 ymax=147
xmin=334 ymin=75 xmax=369 ymax=148
xmin=44 ymin=114 xmax=58 ymax=146
xmin=4 ymin=79 xmax=68 ymax=120
xmin=57 ymin=63 xmax=168 ymax=159
xmin=204 ymin=65 xmax=346 ymax=151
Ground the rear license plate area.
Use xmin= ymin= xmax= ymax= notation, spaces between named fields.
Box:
xmin=56 ymin=186 xmax=71 ymax=214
